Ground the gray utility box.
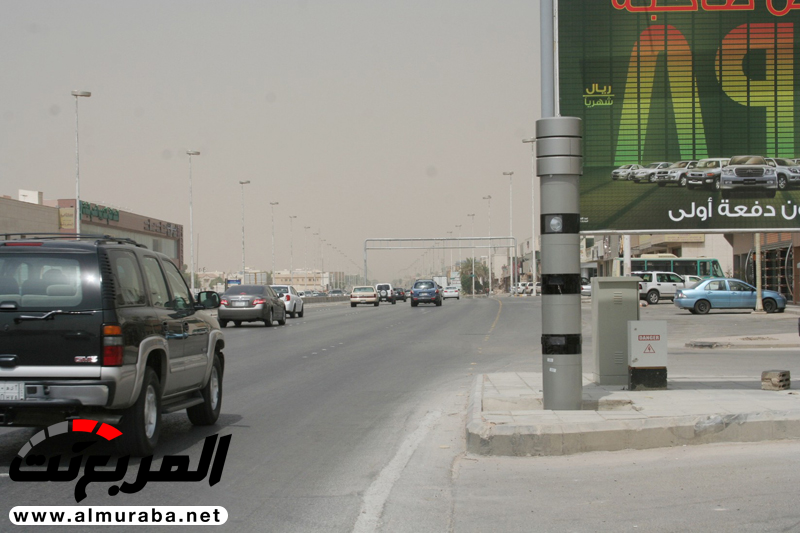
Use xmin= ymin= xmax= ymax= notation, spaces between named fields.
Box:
xmin=628 ymin=320 xmax=668 ymax=390
xmin=592 ymin=277 xmax=640 ymax=385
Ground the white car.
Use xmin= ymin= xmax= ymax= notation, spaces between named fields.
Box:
xmin=270 ymin=285 xmax=305 ymax=318
xmin=443 ymin=286 xmax=460 ymax=300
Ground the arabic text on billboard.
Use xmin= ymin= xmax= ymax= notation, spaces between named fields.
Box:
xmin=561 ymin=0 xmax=800 ymax=231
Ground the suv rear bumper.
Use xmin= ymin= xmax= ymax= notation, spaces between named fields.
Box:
xmin=0 ymin=379 xmax=115 ymax=426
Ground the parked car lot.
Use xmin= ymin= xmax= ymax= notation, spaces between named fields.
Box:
xmin=674 ymin=278 xmax=786 ymax=314
xmin=220 ymin=284 xmax=287 ymax=327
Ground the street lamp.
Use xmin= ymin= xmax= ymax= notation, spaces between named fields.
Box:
xmin=289 ymin=215 xmax=297 ymax=286
xmin=239 ymin=180 xmax=251 ymax=278
xmin=447 ymin=231 xmax=453 ymax=278
xmin=503 ymin=171 xmax=514 ymax=294
xmin=303 ymin=226 xmax=311 ymax=291
xmin=483 ymin=195 xmax=492 ymax=296
xmin=186 ymin=150 xmax=200 ymax=294
xmin=467 ymin=214 xmax=476 ymax=298
xmin=270 ymin=202 xmax=279 ymax=277
xmin=72 ymin=90 xmax=91 ymax=235
xmin=522 ymin=138 xmax=537 ymax=284
xmin=313 ymin=232 xmax=319 ymax=289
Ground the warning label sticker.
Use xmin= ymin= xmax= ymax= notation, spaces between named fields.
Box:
xmin=638 ymin=335 xmax=661 ymax=341
xmin=644 ymin=344 xmax=655 ymax=353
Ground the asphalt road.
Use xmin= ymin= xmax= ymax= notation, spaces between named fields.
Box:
xmin=1 ymin=296 xmax=799 ymax=532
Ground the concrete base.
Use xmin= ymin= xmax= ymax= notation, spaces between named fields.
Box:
xmin=466 ymin=372 xmax=800 ymax=457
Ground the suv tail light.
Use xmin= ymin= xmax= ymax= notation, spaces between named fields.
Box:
xmin=102 ymin=324 xmax=123 ymax=366
xmin=285 ymin=294 xmax=291 ymax=301
xmin=253 ymin=298 xmax=266 ymax=305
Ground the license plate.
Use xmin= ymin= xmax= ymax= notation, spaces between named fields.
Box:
xmin=0 ymin=382 xmax=24 ymax=401
xmin=233 ymin=301 xmax=247 ymax=307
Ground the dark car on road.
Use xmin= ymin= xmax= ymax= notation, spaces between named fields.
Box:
xmin=0 ymin=234 xmax=224 ymax=456
xmin=219 ymin=284 xmax=287 ymax=327
xmin=410 ymin=279 xmax=443 ymax=307
xmin=393 ymin=287 xmax=407 ymax=302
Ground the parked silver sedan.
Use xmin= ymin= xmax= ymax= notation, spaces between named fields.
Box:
xmin=219 ymin=284 xmax=287 ymax=327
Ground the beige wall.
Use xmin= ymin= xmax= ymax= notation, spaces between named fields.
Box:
xmin=0 ymin=196 xmax=58 ymax=235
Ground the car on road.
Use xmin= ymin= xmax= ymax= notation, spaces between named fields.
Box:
xmin=443 ymin=286 xmax=460 ymax=300
xmin=721 ymin=155 xmax=778 ymax=198
xmin=410 ymin=279 xmax=443 ymax=307
xmin=633 ymin=271 xmax=688 ymax=304
xmin=674 ymin=278 xmax=786 ymax=314
xmin=219 ymin=284 xmax=287 ymax=327
xmin=611 ymin=164 xmax=642 ymax=181
xmin=0 ymin=234 xmax=225 ymax=456
xmin=581 ymin=277 xmax=592 ymax=297
xmin=393 ymin=287 xmax=407 ymax=302
xmin=684 ymin=275 xmax=703 ymax=287
xmin=654 ymin=160 xmax=698 ymax=187
xmin=686 ymin=158 xmax=731 ymax=191
xmin=270 ymin=284 xmax=305 ymax=318
xmin=632 ymin=162 xmax=672 ymax=183
xmin=765 ymin=157 xmax=800 ymax=191
xmin=351 ymin=286 xmax=379 ymax=307
xmin=375 ymin=283 xmax=396 ymax=304
xmin=328 ymin=289 xmax=345 ymax=297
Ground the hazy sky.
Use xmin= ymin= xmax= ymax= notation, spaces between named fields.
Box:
xmin=1 ymin=0 xmax=543 ymax=281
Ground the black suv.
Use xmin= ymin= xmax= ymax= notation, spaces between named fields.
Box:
xmin=0 ymin=234 xmax=224 ymax=456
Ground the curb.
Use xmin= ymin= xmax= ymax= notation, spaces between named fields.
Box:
xmin=465 ymin=375 xmax=800 ymax=457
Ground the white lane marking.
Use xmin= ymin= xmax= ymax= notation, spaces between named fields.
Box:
xmin=352 ymin=410 xmax=442 ymax=533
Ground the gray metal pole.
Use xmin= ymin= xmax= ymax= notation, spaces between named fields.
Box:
xmin=537 ymin=116 xmax=583 ymax=410
xmin=270 ymin=202 xmax=279 ymax=276
xmin=484 ymin=195 xmax=492 ymax=296
xmin=239 ymin=180 xmax=250 ymax=278
xmin=504 ymin=172 xmax=514 ymax=293
xmin=186 ymin=150 xmax=200 ymax=294
xmin=541 ymin=0 xmax=555 ymax=118
xmin=72 ymin=91 xmax=91 ymax=236
xmin=468 ymin=214 xmax=476 ymax=298
xmin=289 ymin=216 xmax=297 ymax=286
xmin=755 ymin=233 xmax=763 ymax=311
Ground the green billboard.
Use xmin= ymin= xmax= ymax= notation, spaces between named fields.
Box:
xmin=560 ymin=0 xmax=800 ymax=231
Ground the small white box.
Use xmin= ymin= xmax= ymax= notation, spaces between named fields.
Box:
xmin=628 ymin=320 xmax=667 ymax=367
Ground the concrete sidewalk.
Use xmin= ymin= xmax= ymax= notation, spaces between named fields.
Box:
xmin=466 ymin=372 xmax=800 ymax=457
xmin=686 ymin=332 xmax=800 ymax=349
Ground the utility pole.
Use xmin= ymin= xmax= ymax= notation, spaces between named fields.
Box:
xmin=504 ymin=171 xmax=514 ymax=293
xmin=483 ymin=195 xmax=492 ymax=296
xmin=468 ymin=214 xmax=476 ymax=298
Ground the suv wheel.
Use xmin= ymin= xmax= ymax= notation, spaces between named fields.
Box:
xmin=679 ymin=175 xmax=687 ymax=187
xmin=118 ymin=367 xmax=161 ymax=456
xmin=713 ymin=177 xmax=720 ymax=191
xmin=264 ymin=308 xmax=273 ymax=327
xmin=778 ymin=175 xmax=788 ymax=190
xmin=646 ymin=290 xmax=660 ymax=305
xmin=277 ymin=309 xmax=287 ymax=326
xmin=298 ymin=305 xmax=304 ymax=318
xmin=187 ymin=352 xmax=223 ymax=426
xmin=649 ymin=174 xmax=657 ymax=183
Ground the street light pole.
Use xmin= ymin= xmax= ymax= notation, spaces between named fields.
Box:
xmin=447 ymin=231 xmax=453 ymax=279
xmin=186 ymin=150 xmax=200 ymax=294
xmin=303 ymin=226 xmax=311 ymax=291
xmin=289 ymin=216 xmax=297 ymax=286
xmin=522 ymin=138 xmax=537 ymax=284
xmin=455 ymin=224 xmax=462 ymax=276
xmin=72 ymin=90 xmax=91 ymax=236
xmin=504 ymin=171 xmax=514 ymax=294
xmin=483 ymin=195 xmax=492 ymax=296
xmin=239 ymin=180 xmax=251 ymax=279
xmin=313 ymin=232 xmax=319 ymax=289
xmin=468 ymin=214 xmax=476 ymax=298
xmin=269 ymin=202 xmax=279 ymax=277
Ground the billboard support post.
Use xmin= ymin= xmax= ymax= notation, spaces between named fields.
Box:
xmin=537 ymin=117 xmax=583 ymax=410
xmin=755 ymin=234 xmax=764 ymax=312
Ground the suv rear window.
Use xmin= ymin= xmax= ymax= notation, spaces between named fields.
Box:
xmin=414 ymin=281 xmax=435 ymax=289
xmin=0 ymin=252 xmax=100 ymax=310
xmin=376 ymin=284 xmax=391 ymax=290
